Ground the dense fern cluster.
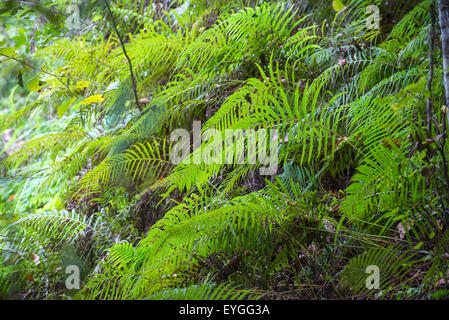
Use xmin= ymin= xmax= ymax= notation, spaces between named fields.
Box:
xmin=1 ymin=0 xmax=449 ymax=300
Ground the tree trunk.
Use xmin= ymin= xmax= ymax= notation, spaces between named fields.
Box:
xmin=438 ymin=0 xmax=449 ymax=131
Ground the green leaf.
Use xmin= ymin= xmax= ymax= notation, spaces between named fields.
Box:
xmin=413 ymin=242 xmax=423 ymax=250
xmin=57 ymin=97 xmax=76 ymax=118
xmin=25 ymin=76 xmax=40 ymax=92
xmin=0 ymin=47 xmax=17 ymax=57
xmin=332 ymin=0 xmax=345 ymax=12
xmin=75 ymin=81 xmax=90 ymax=89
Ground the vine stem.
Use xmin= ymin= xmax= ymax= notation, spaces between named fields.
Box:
xmin=0 ymin=53 xmax=73 ymax=93
xmin=103 ymin=0 xmax=141 ymax=111
xmin=427 ymin=3 xmax=436 ymax=134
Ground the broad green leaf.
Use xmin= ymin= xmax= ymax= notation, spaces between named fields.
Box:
xmin=57 ymin=97 xmax=76 ymax=118
xmin=0 ymin=47 xmax=17 ymax=57
xmin=25 ymin=76 xmax=40 ymax=92
xmin=332 ymin=0 xmax=345 ymax=12
xmin=93 ymin=14 xmax=103 ymax=22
